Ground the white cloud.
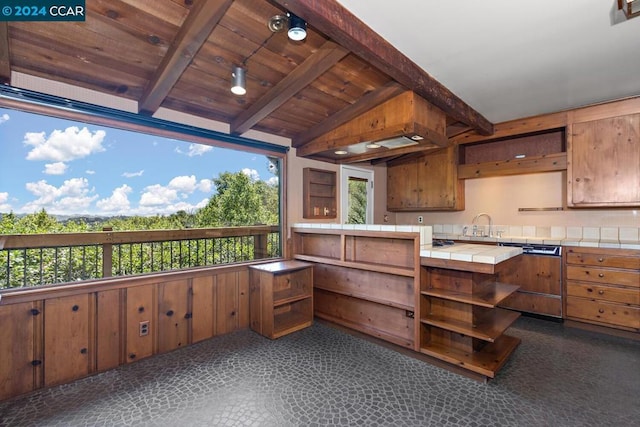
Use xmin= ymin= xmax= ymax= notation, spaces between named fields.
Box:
xmin=266 ymin=176 xmax=279 ymax=186
xmin=168 ymin=175 xmax=197 ymax=193
xmin=24 ymin=126 xmax=106 ymax=162
xmin=44 ymin=162 xmax=68 ymax=175
xmin=197 ymin=179 xmax=213 ymax=193
xmin=122 ymin=170 xmax=144 ymax=178
xmin=139 ymin=184 xmax=178 ymax=207
xmin=0 ymin=113 xmax=9 ymax=124
xmin=175 ymin=143 xmax=213 ymax=157
xmin=85 ymin=170 xmax=95 ymax=175
xmin=21 ymin=178 xmax=98 ymax=215
xmin=0 ymin=192 xmax=11 ymax=212
xmin=242 ymin=168 xmax=260 ymax=181
xmin=96 ymin=185 xmax=132 ymax=213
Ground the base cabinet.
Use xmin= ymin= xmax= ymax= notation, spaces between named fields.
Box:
xmin=498 ymin=254 xmax=562 ymax=318
xmin=249 ymin=261 xmax=313 ymax=339
xmin=0 ymin=302 xmax=42 ymax=400
xmin=565 ymin=247 xmax=640 ymax=332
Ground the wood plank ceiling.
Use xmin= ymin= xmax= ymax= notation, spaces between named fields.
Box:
xmin=0 ymin=0 xmax=494 ymax=163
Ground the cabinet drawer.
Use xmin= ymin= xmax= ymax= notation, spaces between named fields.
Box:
xmin=498 ymin=291 xmax=562 ymax=317
xmin=566 ymin=252 xmax=640 ymax=269
xmin=566 ymin=297 xmax=640 ymax=330
xmin=565 ymin=265 xmax=640 ymax=288
xmin=566 ymin=281 xmax=640 ymax=305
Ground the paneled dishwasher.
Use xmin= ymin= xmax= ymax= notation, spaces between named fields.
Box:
xmin=497 ymin=242 xmax=563 ymax=319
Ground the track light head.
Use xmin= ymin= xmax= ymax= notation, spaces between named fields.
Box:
xmin=287 ymin=13 xmax=307 ymax=41
xmin=231 ymin=66 xmax=246 ymax=96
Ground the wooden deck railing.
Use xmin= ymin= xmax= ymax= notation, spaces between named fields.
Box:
xmin=0 ymin=225 xmax=280 ymax=289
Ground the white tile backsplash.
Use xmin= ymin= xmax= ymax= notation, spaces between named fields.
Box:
xmin=566 ymin=227 xmax=583 ymax=239
xmin=600 ymin=227 xmax=618 ymax=240
xmin=619 ymin=227 xmax=639 ymax=241
xmin=583 ymin=227 xmax=600 ymax=240
xmin=522 ymin=226 xmax=536 ymax=237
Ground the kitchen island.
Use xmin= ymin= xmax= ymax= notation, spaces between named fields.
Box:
xmin=292 ymin=224 xmax=522 ymax=379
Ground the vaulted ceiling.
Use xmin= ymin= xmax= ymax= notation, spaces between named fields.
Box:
xmin=2 ymin=1 xmax=637 ymax=164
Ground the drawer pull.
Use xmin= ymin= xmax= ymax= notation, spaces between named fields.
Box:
xmin=598 ymin=290 xmax=604 ymax=295
xmin=598 ymin=257 xmax=604 ymax=262
xmin=598 ymin=273 xmax=604 ymax=278
xmin=598 ymin=309 xmax=605 ymax=314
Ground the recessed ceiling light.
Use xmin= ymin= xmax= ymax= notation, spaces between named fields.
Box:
xmin=366 ymin=143 xmax=381 ymax=149
xmin=410 ymin=135 xmax=424 ymax=141
xmin=334 ymin=150 xmax=348 ymax=155
xmin=515 ymin=154 xmax=526 ymax=159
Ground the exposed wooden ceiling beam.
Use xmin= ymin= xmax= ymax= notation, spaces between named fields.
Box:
xmin=271 ymin=0 xmax=494 ymax=136
xmin=230 ymin=40 xmax=348 ymax=135
xmin=292 ymin=81 xmax=405 ymax=148
xmin=0 ymin=23 xmax=11 ymax=84
xmin=138 ymin=0 xmax=233 ymax=115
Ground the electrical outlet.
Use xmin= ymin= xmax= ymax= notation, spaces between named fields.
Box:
xmin=139 ymin=320 xmax=149 ymax=337
xmin=418 ymin=215 xmax=423 ymax=224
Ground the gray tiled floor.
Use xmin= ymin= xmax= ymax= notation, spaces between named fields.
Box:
xmin=1 ymin=317 xmax=639 ymax=426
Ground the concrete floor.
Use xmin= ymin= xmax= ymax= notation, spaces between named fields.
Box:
xmin=0 ymin=317 xmax=638 ymax=426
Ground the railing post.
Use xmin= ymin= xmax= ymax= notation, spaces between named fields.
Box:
xmin=253 ymin=231 xmax=268 ymax=260
xmin=102 ymin=227 xmax=113 ymax=278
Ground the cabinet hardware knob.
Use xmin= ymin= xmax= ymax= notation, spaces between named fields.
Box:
xmin=80 ymin=348 xmax=87 ymax=354
xmin=598 ymin=309 xmax=605 ymax=314
xmin=30 ymin=308 xmax=40 ymax=316
xmin=166 ymin=310 xmax=174 ymax=317
xmin=598 ymin=273 xmax=604 ymax=278
xmin=598 ymin=258 xmax=604 ymax=262
xmin=72 ymin=305 xmax=79 ymax=312
xmin=598 ymin=290 xmax=604 ymax=295
xmin=31 ymin=360 xmax=42 ymax=366
xmin=138 ymin=306 xmax=145 ymax=313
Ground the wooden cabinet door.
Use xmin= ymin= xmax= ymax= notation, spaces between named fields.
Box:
xmin=192 ymin=275 xmax=215 ymax=343
xmin=44 ymin=294 xmax=92 ymax=386
xmin=125 ymin=284 xmax=155 ymax=363
xmin=387 ymin=157 xmax=418 ymax=210
xmin=417 ymin=146 xmax=464 ymax=210
xmin=569 ymin=113 xmax=640 ymax=206
xmin=157 ymin=279 xmax=190 ymax=353
xmin=0 ymin=302 xmax=41 ymax=400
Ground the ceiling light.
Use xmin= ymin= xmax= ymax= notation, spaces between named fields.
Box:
xmin=365 ymin=143 xmax=381 ymax=149
xmin=618 ymin=0 xmax=640 ymax=19
xmin=334 ymin=150 xmax=348 ymax=155
xmin=231 ymin=66 xmax=246 ymax=96
xmin=287 ymin=13 xmax=307 ymax=41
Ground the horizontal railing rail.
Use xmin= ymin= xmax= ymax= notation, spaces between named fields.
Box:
xmin=0 ymin=225 xmax=280 ymax=290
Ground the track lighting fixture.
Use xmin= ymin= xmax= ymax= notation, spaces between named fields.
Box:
xmin=287 ymin=12 xmax=307 ymax=41
xmin=231 ymin=66 xmax=246 ymax=96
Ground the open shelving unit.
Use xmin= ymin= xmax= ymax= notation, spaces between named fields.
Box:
xmin=303 ymin=168 xmax=337 ymax=219
xmin=292 ymin=227 xmax=421 ymax=350
xmin=249 ymin=260 xmax=313 ymax=339
xmin=419 ymin=265 xmax=521 ymax=378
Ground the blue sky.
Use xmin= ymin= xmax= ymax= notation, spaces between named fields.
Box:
xmin=0 ymin=108 xmax=278 ymax=216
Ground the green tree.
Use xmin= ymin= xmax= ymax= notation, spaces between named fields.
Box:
xmin=347 ymin=179 xmax=367 ymax=224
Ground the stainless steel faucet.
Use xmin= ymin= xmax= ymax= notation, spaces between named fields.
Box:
xmin=472 ymin=213 xmax=493 ymax=237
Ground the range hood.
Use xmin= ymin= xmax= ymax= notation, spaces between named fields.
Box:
xmin=295 ymin=91 xmax=449 ymax=161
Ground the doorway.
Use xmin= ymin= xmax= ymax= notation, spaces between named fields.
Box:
xmin=340 ymin=165 xmax=374 ymax=224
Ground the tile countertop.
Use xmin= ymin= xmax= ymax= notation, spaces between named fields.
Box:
xmin=420 ymin=243 xmax=523 ymax=265
xmin=432 ymin=233 xmax=640 ymax=250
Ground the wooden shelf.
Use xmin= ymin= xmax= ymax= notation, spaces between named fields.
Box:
xmin=420 ymin=308 xmax=520 ymax=342
xmin=272 ymin=311 xmax=313 ymax=339
xmin=421 ymin=282 xmax=520 ymax=308
xmin=315 ymin=311 xmax=414 ymax=349
xmin=294 ymin=254 xmax=415 ymax=277
xmin=420 ymin=334 xmax=521 ymax=378
xmin=315 ymin=283 xmax=413 ymax=311
xmin=273 ymin=293 xmax=311 ymax=308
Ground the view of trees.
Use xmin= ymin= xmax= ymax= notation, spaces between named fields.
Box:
xmin=0 ymin=170 xmax=281 ymax=289
xmin=347 ymin=178 xmax=367 ymax=224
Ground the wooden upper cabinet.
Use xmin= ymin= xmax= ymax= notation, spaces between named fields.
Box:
xmin=387 ymin=146 xmax=464 ymax=211
xmin=568 ymin=113 xmax=640 ymax=207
